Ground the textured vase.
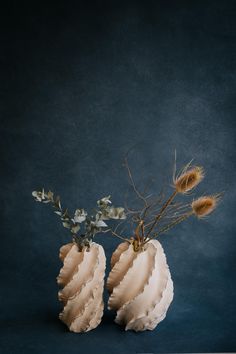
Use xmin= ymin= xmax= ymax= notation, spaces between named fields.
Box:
xmin=107 ymin=239 xmax=173 ymax=331
xmin=57 ymin=242 xmax=106 ymax=333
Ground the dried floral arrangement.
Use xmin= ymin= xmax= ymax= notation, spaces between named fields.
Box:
xmin=32 ymin=153 xmax=221 ymax=333
xmin=106 ymin=155 xmax=222 ymax=331
xmin=108 ymin=156 xmax=221 ymax=250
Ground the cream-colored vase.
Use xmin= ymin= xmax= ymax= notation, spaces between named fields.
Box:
xmin=107 ymin=239 xmax=173 ymax=331
xmin=57 ymin=242 xmax=106 ymax=333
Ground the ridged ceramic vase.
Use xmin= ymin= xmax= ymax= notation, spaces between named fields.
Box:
xmin=107 ymin=239 xmax=173 ymax=331
xmin=57 ymin=242 xmax=106 ymax=333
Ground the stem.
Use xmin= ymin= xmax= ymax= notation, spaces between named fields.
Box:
xmin=109 ymin=229 xmax=131 ymax=243
xmin=144 ymin=190 xmax=178 ymax=240
xmin=141 ymin=204 xmax=152 ymax=219
xmin=141 ymin=221 xmax=145 ymax=242
xmin=124 ymin=157 xmax=148 ymax=207
xmin=134 ymin=223 xmax=141 ymax=243
xmin=142 ymin=210 xmax=193 ymax=245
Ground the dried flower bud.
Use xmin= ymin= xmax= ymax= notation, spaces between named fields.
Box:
xmin=191 ymin=195 xmax=220 ymax=218
xmin=174 ymin=166 xmax=204 ymax=194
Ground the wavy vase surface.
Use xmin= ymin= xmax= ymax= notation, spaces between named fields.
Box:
xmin=107 ymin=239 xmax=174 ymax=331
xmin=57 ymin=242 xmax=106 ymax=333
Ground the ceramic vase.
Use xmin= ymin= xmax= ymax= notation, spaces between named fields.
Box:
xmin=57 ymin=242 xmax=106 ymax=332
xmin=107 ymin=239 xmax=173 ymax=331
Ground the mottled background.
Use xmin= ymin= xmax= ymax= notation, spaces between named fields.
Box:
xmin=1 ymin=1 xmax=236 ymax=353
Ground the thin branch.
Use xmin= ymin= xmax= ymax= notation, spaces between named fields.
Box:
xmin=114 ymin=218 xmax=127 ymax=233
xmin=140 ymin=203 xmax=152 ymax=219
xmin=164 ymin=204 xmax=191 ymax=218
xmin=144 ymin=190 xmax=178 ymax=239
xmin=172 ymin=149 xmax=177 ymax=184
xmin=142 ymin=211 xmax=193 ymax=245
xmin=124 ymin=203 xmax=143 ymax=215
xmin=142 ymin=175 xmax=155 ymax=196
xmin=124 ymin=156 xmax=148 ymax=207
xmin=141 ymin=221 xmax=145 ymax=242
xmin=140 ymin=190 xmax=166 ymax=222
xmin=109 ymin=229 xmax=131 ymax=242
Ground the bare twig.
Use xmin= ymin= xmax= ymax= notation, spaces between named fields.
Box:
xmin=109 ymin=229 xmax=130 ymax=242
xmin=114 ymin=218 xmax=127 ymax=233
xmin=144 ymin=190 xmax=178 ymax=238
xmin=124 ymin=156 xmax=148 ymax=208
xmin=142 ymin=211 xmax=193 ymax=245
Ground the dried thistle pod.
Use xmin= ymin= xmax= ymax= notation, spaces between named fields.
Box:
xmin=174 ymin=166 xmax=204 ymax=194
xmin=191 ymin=195 xmax=220 ymax=218
xmin=57 ymin=242 xmax=106 ymax=333
xmin=107 ymin=239 xmax=173 ymax=331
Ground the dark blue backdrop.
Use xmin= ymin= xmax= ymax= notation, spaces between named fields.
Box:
xmin=1 ymin=1 xmax=236 ymax=353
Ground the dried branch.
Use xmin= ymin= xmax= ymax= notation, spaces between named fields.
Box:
xmin=144 ymin=190 xmax=178 ymax=239
xmin=109 ymin=229 xmax=130 ymax=242
xmin=124 ymin=156 xmax=148 ymax=208
xmin=142 ymin=211 xmax=193 ymax=245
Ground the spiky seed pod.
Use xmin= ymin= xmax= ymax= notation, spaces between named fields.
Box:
xmin=191 ymin=195 xmax=220 ymax=218
xmin=57 ymin=242 xmax=106 ymax=333
xmin=107 ymin=240 xmax=173 ymax=331
xmin=174 ymin=166 xmax=204 ymax=194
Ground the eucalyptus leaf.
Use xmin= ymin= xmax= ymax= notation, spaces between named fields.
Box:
xmin=62 ymin=221 xmax=71 ymax=229
xmin=32 ymin=190 xmax=44 ymax=202
xmin=54 ymin=196 xmax=61 ymax=210
xmin=32 ymin=191 xmax=38 ymax=198
xmin=74 ymin=209 xmax=87 ymax=223
xmin=95 ymin=219 xmax=108 ymax=228
xmin=107 ymin=206 xmax=126 ymax=219
xmin=97 ymin=195 xmax=112 ymax=208
xmin=41 ymin=188 xmax=45 ymax=200
xmin=61 ymin=209 xmax=70 ymax=220
xmin=71 ymin=223 xmax=80 ymax=234
xmin=47 ymin=190 xmax=54 ymax=201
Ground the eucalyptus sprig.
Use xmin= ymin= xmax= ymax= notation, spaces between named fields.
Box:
xmin=32 ymin=189 xmax=126 ymax=251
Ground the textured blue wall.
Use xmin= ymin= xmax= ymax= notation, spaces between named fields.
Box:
xmin=1 ymin=1 xmax=236 ymax=353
